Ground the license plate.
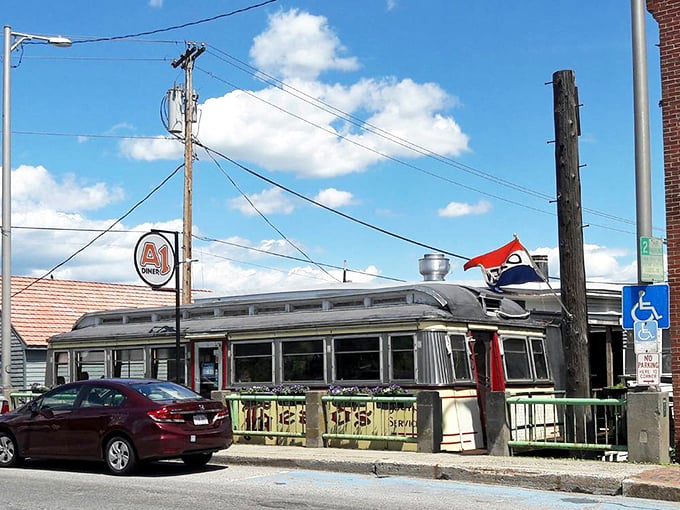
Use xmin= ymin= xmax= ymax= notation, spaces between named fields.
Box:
xmin=193 ymin=414 xmax=208 ymax=426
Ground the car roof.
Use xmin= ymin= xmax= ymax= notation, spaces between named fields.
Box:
xmin=64 ymin=378 xmax=176 ymax=387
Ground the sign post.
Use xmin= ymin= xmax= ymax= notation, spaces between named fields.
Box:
xmin=134 ymin=230 xmax=181 ymax=384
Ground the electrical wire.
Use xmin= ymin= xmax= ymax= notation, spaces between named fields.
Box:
xmin=195 ymin=66 xmax=645 ymax=237
xmin=194 ymin=236 xmax=405 ymax=283
xmin=68 ymin=0 xmax=279 ymax=44
xmin=202 ymin=46 xmax=652 ymax=233
xmin=11 ymin=163 xmax=185 ymax=298
xmin=202 ymin=142 xmax=341 ymax=283
xmin=194 ymin=139 xmax=472 ymax=262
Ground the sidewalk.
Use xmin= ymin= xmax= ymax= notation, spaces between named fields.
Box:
xmin=213 ymin=444 xmax=680 ymax=503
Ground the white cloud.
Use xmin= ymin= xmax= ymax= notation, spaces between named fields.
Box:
xmin=120 ymin=136 xmax=181 ymax=161
xmin=531 ymin=244 xmax=637 ymax=283
xmin=2 ymin=163 xmax=381 ymax=294
xmin=10 ymin=165 xmax=124 ymax=212
xmin=122 ymin=9 xmax=469 ymax=177
xmin=228 ymin=188 xmax=295 ymax=216
xmin=313 ymin=188 xmax=356 ymax=208
xmin=148 ymin=0 xmax=163 ymax=8
xmin=250 ymin=9 xmax=359 ymax=81
xmin=438 ymin=200 xmax=491 ymax=217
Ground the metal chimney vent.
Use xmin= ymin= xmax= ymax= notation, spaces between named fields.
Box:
xmin=419 ymin=254 xmax=450 ymax=281
xmin=531 ymin=254 xmax=549 ymax=280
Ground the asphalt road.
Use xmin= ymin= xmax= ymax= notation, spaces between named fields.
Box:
xmin=0 ymin=460 xmax=677 ymax=510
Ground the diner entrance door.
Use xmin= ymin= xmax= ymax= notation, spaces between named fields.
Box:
xmin=193 ymin=341 xmax=223 ymax=398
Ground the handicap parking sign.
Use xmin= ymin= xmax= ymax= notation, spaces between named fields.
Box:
xmin=622 ymin=284 xmax=669 ymax=329
xmin=633 ymin=320 xmax=660 ymax=353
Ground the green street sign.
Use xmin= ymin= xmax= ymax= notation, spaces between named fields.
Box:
xmin=640 ymin=236 xmax=664 ymax=283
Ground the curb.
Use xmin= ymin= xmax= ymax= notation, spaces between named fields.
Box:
xmin=212 ymin=454 xmax=629 ymax=497
xmin=623 ymin=469 xmax=680 ymax=502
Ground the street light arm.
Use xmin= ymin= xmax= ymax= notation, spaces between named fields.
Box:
xmin=9 ymin=31 xmax=72 ymax=52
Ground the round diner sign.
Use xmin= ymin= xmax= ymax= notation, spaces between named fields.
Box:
xmin=134 ymin=232 xmax=175 ymax=288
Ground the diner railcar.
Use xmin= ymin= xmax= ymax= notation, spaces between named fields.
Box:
xmin=46 ymin=283 xmax=556 ymax=452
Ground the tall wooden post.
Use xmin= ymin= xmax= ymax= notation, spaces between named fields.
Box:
xmin=553 ymin=70 xmax=591 ymax=442
xmin=172 ymin=43 xmax=205 ymax=305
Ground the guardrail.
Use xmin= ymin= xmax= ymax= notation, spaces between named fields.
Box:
xmin=221 ymin=392 xmax=420 ymax=448
xmin=9 ymin=391 xmax=42 ymax=409
xmin=223 ymin=394 xmax=307 ymax=439
xmin=321 ymin=395 xmax=418 ymax=444
xmin=507 ymin=396 xmax=627 ymax=453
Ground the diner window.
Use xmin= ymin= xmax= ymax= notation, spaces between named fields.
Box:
xmin=55 ymin=351 xmax=70 ymax=384
xmin=151 ymin=347 xmax=186 ymax=385
xmin=282 ymin=340 xmax=324 ymax=382
xmin=530 ymin=338 xmax=550 ymax=380
xmin=389 ymin=335 xmax=415 ymax=380
xmin=334 ymin=336 xmax=380 ymax=382
xmin=503 ymin=337 xmax=532 ymax=381
xmin=233 ymin=342 xmax=273 ymax=384
xmin=113 ymin=349 xmax=145 ymax=378
xmin=75 ymin=350 xmax=105 ymax=380
xmin=448 ymin=334 xmax=472 ymax=381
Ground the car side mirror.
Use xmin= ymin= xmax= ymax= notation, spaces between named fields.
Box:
xmin=29 ymin=401 xmax=40 ymax=414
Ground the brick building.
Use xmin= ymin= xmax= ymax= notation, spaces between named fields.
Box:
xmin=647 ymin=0 xmax=680 ymax=453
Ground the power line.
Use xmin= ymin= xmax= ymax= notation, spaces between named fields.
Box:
xmin=9 ymin=224 xmax=405 ymax=283
xmin=203 ymin=146 xmax=341 ymax=283
xmin=69 ymin=0 xmax=279 ymax=44
xmin=194 ymin=66 xmax=646 ymax=237
xmin=194 ymin=234 xmax=405 ymax=283
xmin=194 ymin=138 xmax=472 ymax=262
xmin=12 ymin=163 xmax=184 ymax=298
xmin=202 ymin=46 xmax=652 ymax=234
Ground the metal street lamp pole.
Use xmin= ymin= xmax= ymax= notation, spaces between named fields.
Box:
xmin=2 ymin=25 xmax=71 ymax=395
xmin=631 ymin=0 xmax=653 ymax=284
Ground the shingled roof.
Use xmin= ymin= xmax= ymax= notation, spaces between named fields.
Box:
xmin=0 ymin=276 xmax=177 ymax=347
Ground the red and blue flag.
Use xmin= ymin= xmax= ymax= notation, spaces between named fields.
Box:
xmin=463 ymin=238 xmax=544 ymax=292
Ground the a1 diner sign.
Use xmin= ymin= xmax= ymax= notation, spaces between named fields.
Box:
xmin=134 ymin=231 xmax=175 ymax=288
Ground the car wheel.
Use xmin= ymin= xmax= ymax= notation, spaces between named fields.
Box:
xmin=181 ymin=452 xmax=213 ymax=468
xmin=0 ymin=432 xmax=21 ymax=467
xmin=105 ymin=436 xmax=137 ymax=475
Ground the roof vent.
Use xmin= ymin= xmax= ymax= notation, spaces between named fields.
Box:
xmin=419 ymin=253 xmax=450 ymax=281
xmin=531 ymin=254 xmax=549 ymax=280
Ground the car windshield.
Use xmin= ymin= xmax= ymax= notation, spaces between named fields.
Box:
xmin=131 ymin=381 xmax=202 ymax=402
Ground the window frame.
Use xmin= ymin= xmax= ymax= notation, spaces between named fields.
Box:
xmin=231 ymin=340 xmax=274 ymax=385
xmin=447 ymin=333 xmax=473 ymax=382
xmin=332 ymin=335 xmax=382 ymax=383
xmin=388 ymin=333 xmax=416 ymax=382
xmin=280 ymin=338 xmax=326 ymax=383
xmin=501 ymin=335 xmax=533 ymax=382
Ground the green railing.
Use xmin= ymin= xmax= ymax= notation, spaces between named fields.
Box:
xmin=9 ymin=391 xmax=41 ymax=410
xmin=507 ymin=396 xmax=627 ymax=452
xmin=222 ymin=393 xmax=418 ymax=446
xmin=321 ymin=394 xmax=418 ymax=443
xmin=224 ymin=394 xmax=307 ymax=438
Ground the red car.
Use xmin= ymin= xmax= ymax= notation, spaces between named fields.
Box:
xmin=0 ymin=379 xmax=232 ymax=475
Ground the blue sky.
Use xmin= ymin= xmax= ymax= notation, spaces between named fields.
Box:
xmin=1 ymin=1 xmax=666 ymax=296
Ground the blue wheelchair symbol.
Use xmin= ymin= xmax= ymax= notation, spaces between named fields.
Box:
xmin=634 ymin=320 xmax=658 ymax=343
xmin=622 ymin=284 xmax=669 ymax=329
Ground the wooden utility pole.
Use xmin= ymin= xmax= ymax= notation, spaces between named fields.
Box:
xmin=553 ymin=70 xmax=591 ymax=401
xmin=172 ymin=43 xmax=204 ymax=305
